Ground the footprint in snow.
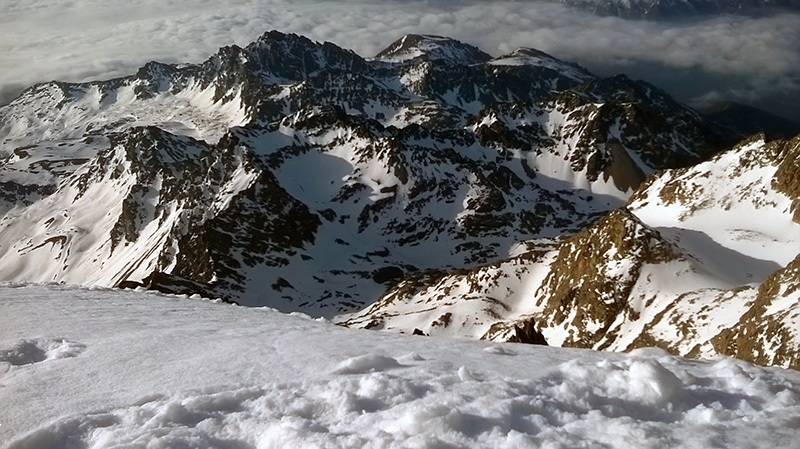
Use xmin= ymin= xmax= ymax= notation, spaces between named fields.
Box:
xmin=483 ymin=345 xmax=516 ymax=356
xmin=331 ymin=354 xmax=403 ymax=375
xmin=0 ymin=338 xmax=86 ymax=370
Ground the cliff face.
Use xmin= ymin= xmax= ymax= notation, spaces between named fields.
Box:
xmin=534 ymin=209 xmax=684 ymax=349
xmin=712 ymin=253 xmax=800 ymax=369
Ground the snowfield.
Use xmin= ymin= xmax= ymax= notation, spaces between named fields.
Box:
xmin=2 ymin=284 xmax=799 ymax=448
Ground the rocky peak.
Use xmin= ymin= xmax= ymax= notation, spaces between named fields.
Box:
xmin=194 ymin=31 xmax=369 ymax=110
xmin=571 ymin=74 xmax=677 ymax=110
xmin=554 ymin=74 xmax=722 ymax=167
xmin=131 ymin=62 xmax=184 ymax=99
xmin=110 ymin=126 xmax=205 ymax=167
xmin=245 ymin=31 xmax=367 ymax=79
xmin=375 ymin=34 xmax=492 ymax=65
xmin=535 ymin=208 xmax=684 ymax=347
xmin=488 ymin=48 xmax=595 ymax=84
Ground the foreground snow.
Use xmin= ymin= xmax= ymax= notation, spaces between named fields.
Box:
xmin=2 ymin=284 xmax=799 ymax=448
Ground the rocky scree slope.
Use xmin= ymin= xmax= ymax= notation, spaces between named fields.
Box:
xmin=0 ymin=31 xmax=794 ymax=368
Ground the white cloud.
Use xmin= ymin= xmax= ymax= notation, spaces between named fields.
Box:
xmin=1 ymin=0 xmax=798 ymax=118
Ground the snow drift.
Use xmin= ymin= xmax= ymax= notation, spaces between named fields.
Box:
xmin=2 ymin=284 xmax=800 ymax=448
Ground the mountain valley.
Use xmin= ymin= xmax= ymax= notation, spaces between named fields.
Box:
xmin=1 ymin=31 xmax=799 ymax=369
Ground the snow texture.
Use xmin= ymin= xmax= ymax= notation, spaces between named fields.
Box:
xmin=2 ymin=284 xmax=800 ymax=448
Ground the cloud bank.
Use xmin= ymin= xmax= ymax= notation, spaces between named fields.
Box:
xmin=1 ymin=0 xmax=798 ymax=118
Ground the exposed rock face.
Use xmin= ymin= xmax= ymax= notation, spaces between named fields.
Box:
xmin=534 ymin=208 xmax=684 ymax=349
xmin=342 ymin=133 xmax=800 ymax=370
xmin=1 ymin=31 xmax=798 ymax=369
xmin=772 ymin=134 xmax=800 ymax=222
xmin=482 ymin=318 xmax=548 ymax=345
xmin=712 ymin=253 xmax=800 ymax=369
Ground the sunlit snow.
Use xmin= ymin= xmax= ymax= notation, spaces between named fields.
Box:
xmin=2 ymin=284 xmax=799 ymax=448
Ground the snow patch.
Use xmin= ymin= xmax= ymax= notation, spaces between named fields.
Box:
xmin=3 ymin=286 xmax=800 ymax=448
xmin=331 ymin=354 xmax=402 ymax=375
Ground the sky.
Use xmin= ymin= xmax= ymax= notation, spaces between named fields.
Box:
xmin=0 ymin=0 xmax=798 ymax=119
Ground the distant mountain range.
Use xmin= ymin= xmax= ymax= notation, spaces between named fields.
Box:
xmin=561 ymin=0 xmax=800 ymax=19
xmin=1 ymin=31 xmax=799 ymax=369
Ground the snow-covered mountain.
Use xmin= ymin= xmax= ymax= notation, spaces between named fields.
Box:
xmin=0 ymin=32 xmax=721 ymax=305
xmin=1 ymin=31 xmax=798 ymax=369
xmin=342 ymin=133 xmax=800 ymax=369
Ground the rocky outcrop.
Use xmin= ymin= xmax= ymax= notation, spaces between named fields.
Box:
xmin=712 ymin=253 xmax=800 ymax=370
xmin=342 ymin=131 xmax=800 ymax=370
xmin=534 ymin=208 xmax=684 ymax=348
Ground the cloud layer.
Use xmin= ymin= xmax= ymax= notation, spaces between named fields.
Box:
xmin=1 ymin=0 xmax=798 ymax=118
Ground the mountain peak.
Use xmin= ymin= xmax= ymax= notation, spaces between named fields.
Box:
xmin=375 ymin=34 xmax=491 ymax=64
xmin=202 ymin=30 xmax=367 ymax=83
xmin=249 ymin=30 xmax=323 ymax=55
xmin=488 ymin=47 xmax=595 ymax=83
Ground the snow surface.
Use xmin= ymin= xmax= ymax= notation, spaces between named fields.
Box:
xmin=487 ymin=48 xmax=593 ymax=84
xmin=2 ymin=284 xmax=800 ymax=448
xmin=630 ymin=137 xmax=800 ymax=285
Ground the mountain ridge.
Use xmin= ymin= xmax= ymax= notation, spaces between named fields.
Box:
xmin=1 ymin=30 xmax=798 ymax=369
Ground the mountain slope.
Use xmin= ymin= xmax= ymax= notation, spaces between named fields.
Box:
xmin=343 ymin=133 xmax=800 ymax=369
xmin=1 ymin=31 xmax=797 ymax=369
xmin=702 ymin=101 xmax=800 ymax=141
xmin=0 ymin=32 xmax=727 ymax=311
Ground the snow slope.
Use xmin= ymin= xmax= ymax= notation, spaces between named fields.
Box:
xmin=2 ymin=284 xmax=800 ymax=448
xmin=629 ymin=133 xmax=800 ymax=281
xmin=341 ymin=133 xmax=800 ymax=369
